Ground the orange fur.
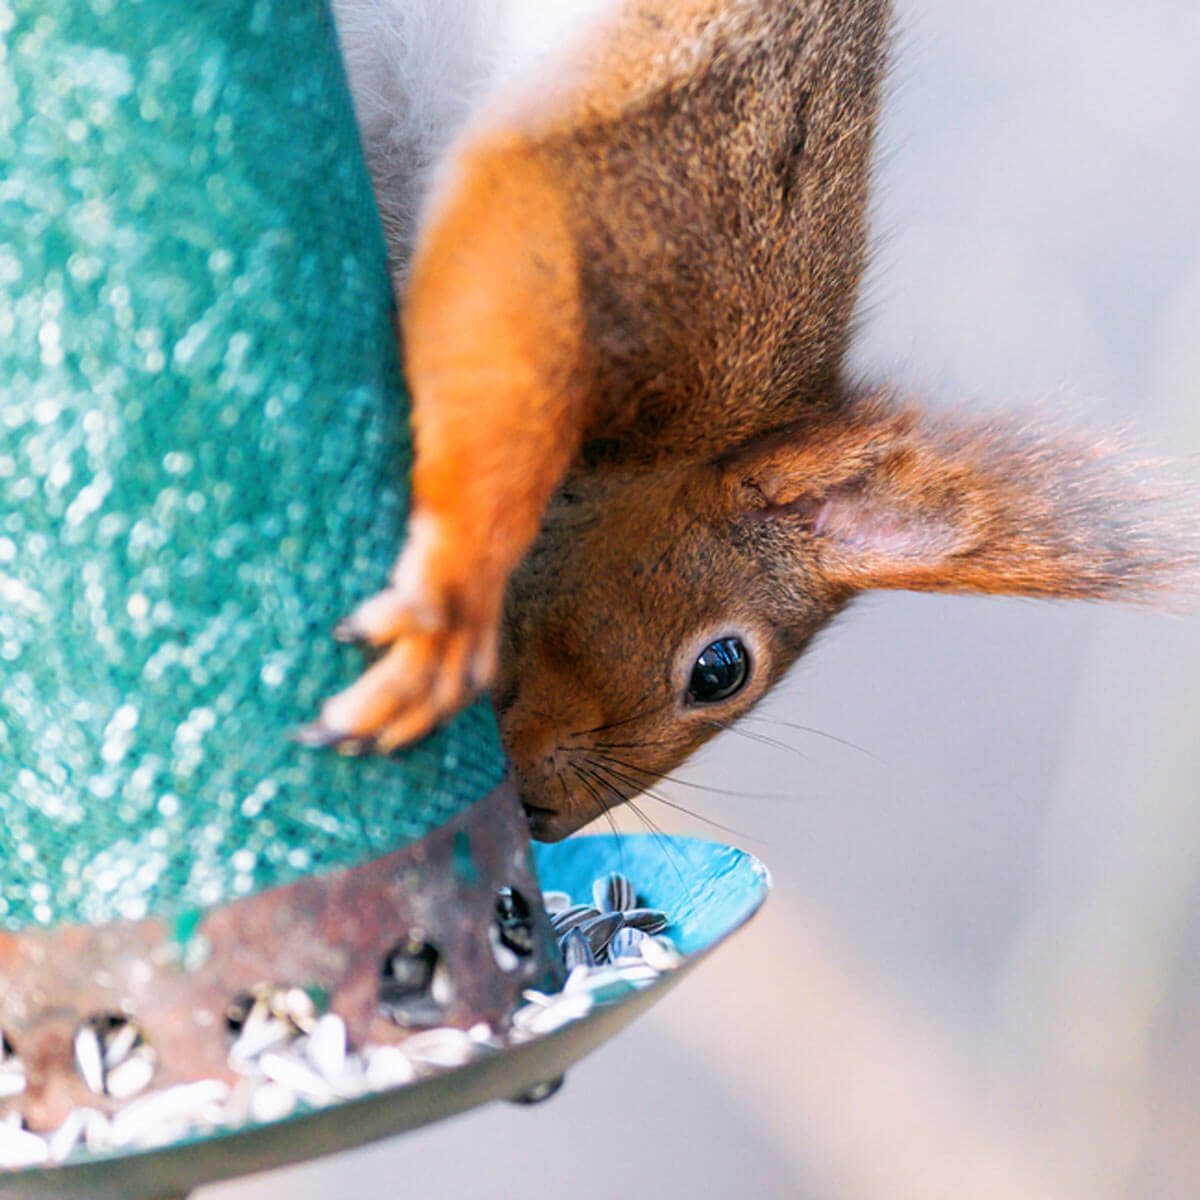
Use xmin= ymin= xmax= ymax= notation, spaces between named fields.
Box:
xmin=305 ymin=0 xmax=1192 ymax=838
xmin=313 ymin=135 xmax=590 ymax=749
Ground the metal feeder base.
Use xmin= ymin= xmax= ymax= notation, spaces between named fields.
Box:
xmin=0 ymin=834 xmax=769 ymax=1198
xmin=0 ymin=780 xmax=561 ymax=1131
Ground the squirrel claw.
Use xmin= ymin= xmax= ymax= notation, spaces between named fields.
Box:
xmin=291 ymin=720 xmax=348 ymax=749
xmin=338 ymin=734 xmax=378 ymax=757
xmin=292 ymin=721 xmax=377 ymax=757
xmin=332 ymin=617 xmax=365 ymax=645
xmin=302 ymin=592 xmax=499 ymax=757
xmin=304 ymin=512 xmax=503 ymax=754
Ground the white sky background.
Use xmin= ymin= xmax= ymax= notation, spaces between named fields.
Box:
xmin=207 ymin=2 xmax=1200 ymax=1197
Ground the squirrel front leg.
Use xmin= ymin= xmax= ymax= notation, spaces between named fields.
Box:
xmin=301 ymin=133 xmax=590 ymax=751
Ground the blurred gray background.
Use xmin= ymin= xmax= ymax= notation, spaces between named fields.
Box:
xmin=207 ymin=1 xmax=1200 ymax=1196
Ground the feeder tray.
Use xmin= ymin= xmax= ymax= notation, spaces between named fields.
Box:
xmin=0 ymin=2 xmax=772 ymax=1193
xmin=0 ymin=834 xmax=769 ymax=1199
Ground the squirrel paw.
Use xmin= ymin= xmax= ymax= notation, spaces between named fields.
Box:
xmin=297 ymin=517 xmax=500 ymax=752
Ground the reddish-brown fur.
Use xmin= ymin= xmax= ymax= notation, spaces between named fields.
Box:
xmin=302 ymin=0 xmax=1190 ymax=839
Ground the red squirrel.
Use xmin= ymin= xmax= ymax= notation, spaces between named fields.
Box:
xmin=308 ymin=0 xmax=1189 ymax=840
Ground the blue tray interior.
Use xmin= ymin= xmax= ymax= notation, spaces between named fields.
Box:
xmin=533 ymin=834 xmax=770 ymax=956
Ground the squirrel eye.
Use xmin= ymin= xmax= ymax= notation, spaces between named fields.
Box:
xmin=687 ymin=637 xmax=750 ymax=704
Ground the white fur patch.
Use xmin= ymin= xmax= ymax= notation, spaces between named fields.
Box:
xmin=330 ymin=0 xmax=617 ymax=281
xmin=387 ymin=509 xmax=445 ymax=621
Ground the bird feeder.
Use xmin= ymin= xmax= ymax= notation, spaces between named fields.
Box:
xmin=0 ymin=2 xmax=770 ymax=1195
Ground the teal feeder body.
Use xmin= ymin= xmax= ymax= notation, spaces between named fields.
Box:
xmin=0 ymin=0 xmax=561 ymax=1139
xmin=0 ymin=0 xmax=505 ymax=930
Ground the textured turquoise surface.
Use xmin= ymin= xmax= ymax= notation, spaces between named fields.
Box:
xmin=0 ymin=0 xmax=506 ymax=929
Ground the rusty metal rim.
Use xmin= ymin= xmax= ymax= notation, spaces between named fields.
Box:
xmin=0 ymin=778 xmax=562 ymax=1130
xmin=0 ymin=834 xmax=772 ymax=1199
xmin=0 ymin=961 xmax=695 ymax=1200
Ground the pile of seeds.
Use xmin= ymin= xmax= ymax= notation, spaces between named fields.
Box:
xmin=0 ymin=872 xmax=681 ymax=1170
xmin=545 ymin=872 xmax=674 ymax=970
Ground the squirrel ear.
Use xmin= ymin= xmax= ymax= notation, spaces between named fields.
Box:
xmin=731 ymin=395 xmax=1193 ymax=601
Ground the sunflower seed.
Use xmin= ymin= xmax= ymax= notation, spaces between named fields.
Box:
xmin=260 ymin=1051 xmax=335 ymax=1104
xmin=73 ymin=1025 xmax=105 ymax=1095
xmin=401 ymin=1028 xmax=476 ymax=1070
xmin=561 ymin=927 xmax=596 ymax=970
xmin=488 ymin=924 xmax=521 ymax=973
xmin=509 ymin=1004 xmax=543 ymax=1037
xmin=327 ymin=1058 xmax=369 ymax=1101
xmin=578 ymin=912 xmax=624 ymax=957
xmin=564 ymin=963 xmax=620 ymax=988
xmin=430 ymin=962 xmax=454 ymax=1008
xmin=541 ymin=890 xmax=572 ymax=914
xmin=225 ymin=991 xmax=264 ymax=1035
xmin=519 ymin=991 xmax=594 ymax=1035
xmin=280 ymin=988 xmax=318 ymax=1035
xmin=229 ymin=985 xmax=316 ymax=1038
xmin=108 ymin=1104 xmax=156 ymax=1152
xmin=221 ymin=1078 xmax=258 ymax=1128
xmin=641 ymin=935 xmax=684 ymax=971
xmin=364 ymin=1045 xmax=417 ymax=1090
xmin=607 ymin=925 xmax=649 ymax=961
xmin=111 ymin=1116 xmax=189 ymax=1152
xmin=622 ymin=908 xmax=670 ymax=935
xmin=561 ymin=964 xmax=595 ymax=994
xmin=82 ymin=1110 xmax=113 ymax=1154
xmin=0 ymin=1062 xmax=26 ymax=1099
xmin=0 ymin=1035 xmax=24 ymax=1101
xmin=104 ymin=1053 xmax=156 ymax=1100
xmin=110 ymin=1108 xmax=186 ymax=1151
xmin=466 ymin=1023 xmax=503 ymax=1054
xmin=306 ymin=1014 xmax=347 ymax=1081
xmin=549 ymin=905 xmax=600 ymax=936
xmin=229 ymin=1013 xmax=292 ymax=1067
xmin=111 ymin=1081 xmax=230 ymax=1148
xmin=592 ymin=873 xmax=636 ymax=914
xmin=0 ymin=1121 xmax=49 ymax=1169
xmin=48 ymin=1109 xmax=90 ymax=1164
xmin=249 ymin=1082 xmax=296 ymax=1124
xmin=611 ymin=961 xmax=661 ymax=986
xmin=102 ymin=1019 xmax=139 ymax=1070
xmin=602 ymin=960 xmax=658 ymax=985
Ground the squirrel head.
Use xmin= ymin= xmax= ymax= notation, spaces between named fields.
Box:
xmin=496 ymin=391 xmax=1192 ymax=841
